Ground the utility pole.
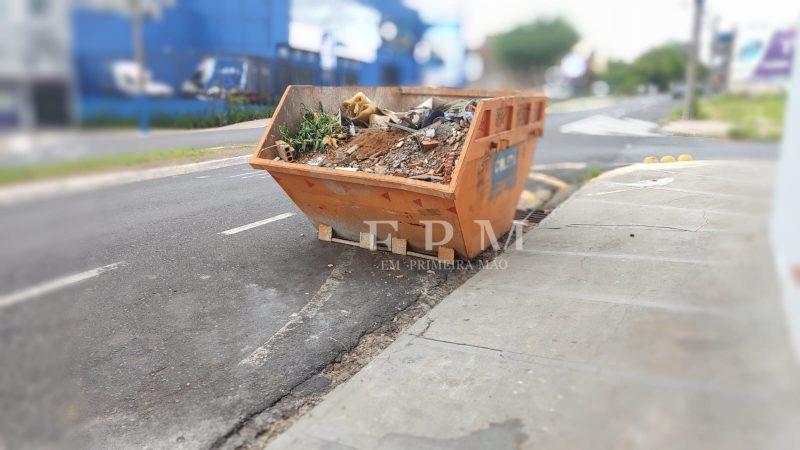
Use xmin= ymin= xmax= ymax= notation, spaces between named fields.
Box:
xmin=130 ymin=0 xmax=149 ymax=132
xmin=683 ymin=0 xmax=704 ymax=119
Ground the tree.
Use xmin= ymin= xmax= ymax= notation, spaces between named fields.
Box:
xmin=601 ymin=61 xmax=641 ymax=95
xmin=490 ymin=18 xmax=580 ymax=72
xmin=601 ymin=43 xmax=690 ymax=94
xmin=632 ymin=44 xmax=687 ymax=91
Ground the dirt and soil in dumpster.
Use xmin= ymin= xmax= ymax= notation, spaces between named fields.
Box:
xmin=275 ymin=93 xmax=476 ymax=184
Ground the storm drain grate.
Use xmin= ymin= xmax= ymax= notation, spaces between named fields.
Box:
xmin=514 ymin=208 xmax=549 ymax=226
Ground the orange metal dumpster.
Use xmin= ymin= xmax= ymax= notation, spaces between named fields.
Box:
xmin=250 ymin=86 xmax=547 ymax=260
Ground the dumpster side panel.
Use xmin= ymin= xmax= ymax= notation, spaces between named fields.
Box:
xmin=270 ymin=171 xmax=467 ymax=257
xmin=452 ymin=96 xmax=547 ymax=259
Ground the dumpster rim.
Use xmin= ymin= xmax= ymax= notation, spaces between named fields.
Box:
xmin=250 ymin=157 xmax=457 ymax=198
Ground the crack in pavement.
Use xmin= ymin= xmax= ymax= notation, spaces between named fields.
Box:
xmin=417 ymin=335 xmax=505 ymax=354
xmin=564 ymin=223 xmax=703 ymax=232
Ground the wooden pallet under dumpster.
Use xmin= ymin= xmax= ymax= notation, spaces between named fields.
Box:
xmin=250 ymin=86 xmax=547 ymax=261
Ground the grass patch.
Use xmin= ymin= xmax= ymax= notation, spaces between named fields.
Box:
xmin=670 ymin=94 xmax=786 ymax=140
xmin=578 ymin=167 xmax=606 ymax=184
xmin=0 ymin=147 xmax=242 ymax=186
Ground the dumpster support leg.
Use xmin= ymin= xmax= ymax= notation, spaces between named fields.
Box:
xmin=391 ymin=238 xmax=407 ymax=255
xmin=318 ymin=224 xmax=333 ymax=241
xmin=359 ymin=232 xmax=377 ymax=251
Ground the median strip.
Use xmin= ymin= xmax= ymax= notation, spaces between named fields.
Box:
xmin=219 ymin=213 xmax=295 ymax=235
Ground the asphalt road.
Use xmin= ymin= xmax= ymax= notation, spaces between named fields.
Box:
xmin=0 ymin=95 xmax=778 ymax=449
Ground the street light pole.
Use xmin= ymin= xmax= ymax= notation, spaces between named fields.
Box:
xmin=683 ymin=0 xmax=704 ymax=119
xmin=130 ymin=0 xmax=149 ymax=132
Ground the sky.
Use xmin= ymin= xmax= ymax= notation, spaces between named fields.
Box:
xmin=405 ymin=0 xmax=800 ymax=62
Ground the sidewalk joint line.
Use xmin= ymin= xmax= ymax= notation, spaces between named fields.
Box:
xmin=520 ymin=249 xmax=723 ymax=265
xmin=577 ymin=198 xmax=756 ymax=217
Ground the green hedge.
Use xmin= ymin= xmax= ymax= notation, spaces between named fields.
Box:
xmin=83 ymin=105 xmax=274 ymax=129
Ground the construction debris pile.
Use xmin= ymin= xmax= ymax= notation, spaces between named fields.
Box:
xmin=274 ymin=93 xmax=477 ymax=184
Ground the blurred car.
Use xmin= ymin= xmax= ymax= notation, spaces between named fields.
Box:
xmin=671 ymin=82 xmax=687 ymax=99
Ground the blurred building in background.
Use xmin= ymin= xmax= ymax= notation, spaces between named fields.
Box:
xmin=709 ymin=28 xmax=735 ymax=93
xmin=1 ymin=0 xmax=75 ymax=129
xmin=5 ymin=0 xmax=448 ymax=130
xmin=726 ymin=25 xmax=796 ymax=93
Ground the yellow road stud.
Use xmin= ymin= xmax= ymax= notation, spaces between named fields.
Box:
xmin=678 ymin=154 xmax=693 ymax=161
xmin=643 ymin=156 xmax=659 ymax=164
xmin=660 ymin=155 xmax=676 ymax=163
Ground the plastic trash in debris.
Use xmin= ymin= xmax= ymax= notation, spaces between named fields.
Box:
xmin=342 ymin=92 xmax=378 ymax=126
xmin=306 ymin=155 xmax=326 ymax=166
xmin=402 ymin=98 xmax=433 ymax=129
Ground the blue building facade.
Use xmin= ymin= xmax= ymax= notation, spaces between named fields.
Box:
xmin=71 ymin=0 xmax=425 ymax=121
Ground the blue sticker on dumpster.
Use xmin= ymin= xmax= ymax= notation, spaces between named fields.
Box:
xmin=491 ymin=146 xmax=518 ymax=197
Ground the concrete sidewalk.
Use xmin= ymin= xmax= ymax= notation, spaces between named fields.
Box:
xmin=268 ymin=160 xmax=800 ymax=450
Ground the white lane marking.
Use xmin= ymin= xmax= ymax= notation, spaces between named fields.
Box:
xmin=228 ymin=171 xmax=258 ymax=178
xmin=559 ymin=114 xmax=662 ymax=137
xmin=219 ymin=213 xmax=295 ymax=235
xmin=0 ymin=262 xmax=125 ymax=309
xmin=195 ymin=175 xmax=210 ymax=179
xmin=240 ymin=249 xmax=355 ymax=367
xmin=237 ymin=173 xmax=265 ymax=179
xmin=531 ymin=162 xmax=588 ymax=171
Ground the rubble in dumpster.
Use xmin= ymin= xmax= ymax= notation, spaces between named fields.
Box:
xmin=276 ymin=93 xmax=477 ymax=184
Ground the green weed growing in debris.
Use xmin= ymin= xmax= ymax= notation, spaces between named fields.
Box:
xmin=278 ymin=105 xmax=344 ymax=155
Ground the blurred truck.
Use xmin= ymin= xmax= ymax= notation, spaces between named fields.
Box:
xmin=181 ymin=56 xmax=273 ymax=102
